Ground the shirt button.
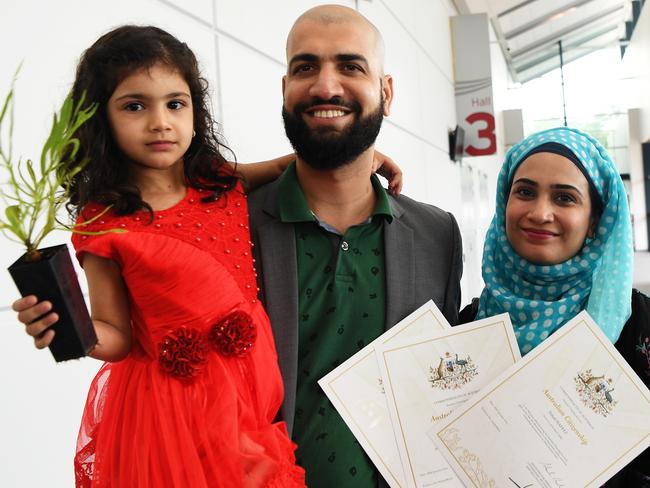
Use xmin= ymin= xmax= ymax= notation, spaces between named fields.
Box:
xmin=341 ymin=241 xmax=349 ymax=251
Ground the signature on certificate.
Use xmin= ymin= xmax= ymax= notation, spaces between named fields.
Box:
xmin=508 ymin=477 xmax=533 ymax=488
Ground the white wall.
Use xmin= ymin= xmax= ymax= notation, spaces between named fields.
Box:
xmin=622 ymin=3 xmax=650 ymax=251
xmin=0 ymin=1 xmax=510 ymax=485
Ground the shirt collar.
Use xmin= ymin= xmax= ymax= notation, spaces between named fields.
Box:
xmin=278 ymin=161 xmax=393 ymax=224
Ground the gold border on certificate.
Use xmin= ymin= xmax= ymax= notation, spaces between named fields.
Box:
xmin=377 ymin=314 xmax=519 ymax=488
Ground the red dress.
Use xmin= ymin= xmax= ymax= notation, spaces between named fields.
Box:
xmin=71 ymin=185 xmax=305 ymax=488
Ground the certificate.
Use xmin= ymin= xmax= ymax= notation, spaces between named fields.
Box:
xmin=377 ymin=314 xmax=520 ymax=488
xmin=430 ymin=311 xmax=650 ymax=488
xmin=318 ymin=300 xmax=451 ymax=488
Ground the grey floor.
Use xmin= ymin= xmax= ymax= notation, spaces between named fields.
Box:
xmin=634 ymin=251 xmax=650 ymax=296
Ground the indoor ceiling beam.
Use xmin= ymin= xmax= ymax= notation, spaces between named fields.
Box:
xmin=509 ymin=4 xmax=624 ymax=58
xmin=497 ymin=0 xmax=540 ymax=18
xmin=513 ymin=24 xmax=619 ymax=72
xmin=517 ymin=46 xmax=600 ymax=82
xmin=504 ymin=0 xmax=597 ymax=39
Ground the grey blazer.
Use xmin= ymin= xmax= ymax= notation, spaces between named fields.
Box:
xmin=248 ymin=177 xmax=463 ymax=433
xmin=248 ymin=177 xmax=462 ymax=487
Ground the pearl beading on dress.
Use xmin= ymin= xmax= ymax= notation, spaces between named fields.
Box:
xmin=76 ymin=186 xmax=260 ymax=304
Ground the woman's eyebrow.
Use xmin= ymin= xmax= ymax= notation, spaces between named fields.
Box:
xmin=550 ymin=183 xmax=583 ymax=195
xmin=512 ymin=177 xmax=537 ymax=186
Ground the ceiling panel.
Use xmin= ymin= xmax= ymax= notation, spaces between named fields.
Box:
xmin=462 ymin=0 xmax=638 ymax=82
xmin=516 ymin=28 xmax=623 ymax=81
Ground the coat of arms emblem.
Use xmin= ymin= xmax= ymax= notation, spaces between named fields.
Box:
xmin=574 ymin=369 xmax=617 ymax=417
xmin=429 ymin=351 xmax=478 ymax=390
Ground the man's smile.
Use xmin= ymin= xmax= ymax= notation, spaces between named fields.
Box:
xmin=304 ymin=104 xmax=353 ymax=120
xmin=312 ymin=109 xmax=346 ymax=118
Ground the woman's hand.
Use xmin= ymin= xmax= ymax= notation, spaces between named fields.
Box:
xmin=373 ymin=150 xmax=403 ymax=196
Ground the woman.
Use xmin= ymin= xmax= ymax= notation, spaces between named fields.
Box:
xmin=460 ymin=126 xmax=649 ymax=486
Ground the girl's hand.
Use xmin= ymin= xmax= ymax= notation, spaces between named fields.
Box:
xmin=12 ymin=256 xmax=133 ymax=362
xmin=373 ymin=150 xmax=403 ymax=196
xmin=12 ymin=295 xmax=58 ymax=349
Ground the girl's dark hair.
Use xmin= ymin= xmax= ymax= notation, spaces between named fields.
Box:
xmin=67 ymin=25 xmax=237 ymax=217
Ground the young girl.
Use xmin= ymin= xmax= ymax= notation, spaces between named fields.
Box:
xmin=34 ymin=24 xmax=306 ymax=487
xmin=9 ymin=24 xmax=403 ymax=487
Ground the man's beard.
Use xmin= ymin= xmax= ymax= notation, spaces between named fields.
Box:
xmin=282 ymin=95 xmax=384 ymax=170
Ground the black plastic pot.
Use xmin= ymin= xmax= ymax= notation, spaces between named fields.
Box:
xmin=8 ymin=243 xmax=96 ymax=362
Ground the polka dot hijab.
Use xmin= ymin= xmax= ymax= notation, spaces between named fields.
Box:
xmin=476 ymin=127 xmax=633 ymax=355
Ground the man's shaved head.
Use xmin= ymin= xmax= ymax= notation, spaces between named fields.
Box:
xmin=286 ymin=4 xmax=385 ymax=72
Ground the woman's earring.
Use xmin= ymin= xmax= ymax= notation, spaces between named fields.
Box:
xmin=192 ymin=130 xmax=196 ymax=138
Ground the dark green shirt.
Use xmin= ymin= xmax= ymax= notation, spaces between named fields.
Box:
xmin=278 ymin=162 xmax=392 ymax=487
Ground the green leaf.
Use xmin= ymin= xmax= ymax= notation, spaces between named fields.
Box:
xmin=0 ymin=89 xmax=13 ymax=127
xmin=5 ymin=205 xmax=21 ymax=226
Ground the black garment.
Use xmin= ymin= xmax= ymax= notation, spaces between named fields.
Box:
xmin=459 ymin=290 xmax=650 ymax=487
xmin=606 ymin=289 xmax=650 ymax=488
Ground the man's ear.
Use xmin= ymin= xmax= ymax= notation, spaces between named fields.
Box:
xmin=282 ymin=75 xmax=287 ymax=98
xmin=382 ymin=75 xmax=393 ymax=116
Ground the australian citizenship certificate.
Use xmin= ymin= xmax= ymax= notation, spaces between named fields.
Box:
xmin=430 ymin=311 xmax=650 ymax=488
xmin=376 ymin=314 xmax=520 ymax=488
xmin=319 ymin=300 xmax=451 ymax=488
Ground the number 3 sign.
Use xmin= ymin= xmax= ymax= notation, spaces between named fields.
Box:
xmin=465 ymin=112 xmax=496 ymax=156
xmin=451 ymin=14 xmax=497 ymax=158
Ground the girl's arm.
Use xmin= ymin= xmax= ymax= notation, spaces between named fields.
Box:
xmin=83 ymin=254 xmax=132 ymax=361
xmin=14 ymin=254 xmax=132 ymax=362
xmin=234 ymin=154 xmax=295 ymax=192
xmin=233 ymin=150 xmax=403 ymax=195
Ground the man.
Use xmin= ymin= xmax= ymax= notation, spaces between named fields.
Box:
xmin=247 ymin=5 xmax=462 ymax=487
xmin=13 ymin=5 xmax=462 ymax=487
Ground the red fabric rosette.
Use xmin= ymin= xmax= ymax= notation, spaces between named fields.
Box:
xmin=209 ymin=310 xmax=257 ymax=357
xmin=158 ymin=327 xmax=209 ymax=380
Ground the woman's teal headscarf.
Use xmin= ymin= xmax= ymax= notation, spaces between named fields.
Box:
xmin=476 ymin=127 xmax=633 ymax=355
